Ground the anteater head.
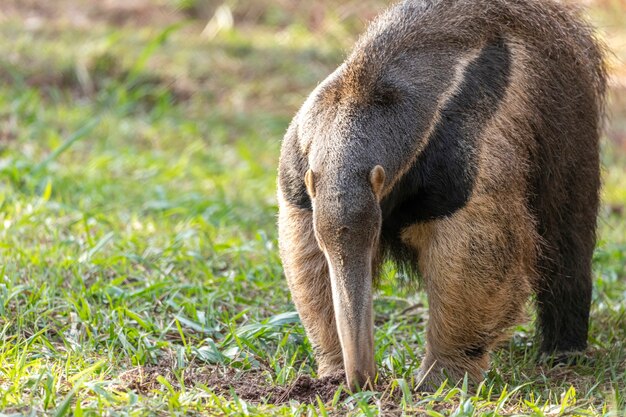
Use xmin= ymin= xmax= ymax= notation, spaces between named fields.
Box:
xmin=304 ymin=163 xmax=385 ymax=390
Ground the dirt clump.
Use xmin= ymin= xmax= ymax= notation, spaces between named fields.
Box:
xmin=272 ymin=373 xmax=345 ymax=403
xmin=118 ymin=363 xmax=347 ymax=404
xmin=193 ymin=368 xmax=347 ymax=404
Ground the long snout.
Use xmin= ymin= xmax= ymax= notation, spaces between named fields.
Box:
xmin=327 ymin=256 xmax=376 ymax=390
xmin=307 ymin=168 xmax=384 ymax=390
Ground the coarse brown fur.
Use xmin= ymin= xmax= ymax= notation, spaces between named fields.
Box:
xmin=277 ymin=0 xmax=608 ymax=391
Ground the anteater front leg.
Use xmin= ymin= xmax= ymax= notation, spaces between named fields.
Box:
xmin=404 ymin=198 xmax=535 ymax=390
xmin=278 ymin=195 xmax=343 ymax=377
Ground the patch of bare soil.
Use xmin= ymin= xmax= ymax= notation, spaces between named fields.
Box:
xmin=118 ymin=364 xmax=349 ymax=404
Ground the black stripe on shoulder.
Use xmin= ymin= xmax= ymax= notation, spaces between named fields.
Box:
xmin=278 ymin=123 xmax=312 ymax=210
xmin=381 ymin=37 xmax=512 ymax=242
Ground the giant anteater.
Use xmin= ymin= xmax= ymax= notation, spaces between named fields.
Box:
xmin=277 ymin=0 xmax=608 ymax=390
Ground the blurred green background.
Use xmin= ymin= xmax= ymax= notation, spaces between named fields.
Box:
xmin=0 ymin=0 xmax=625 ymax=415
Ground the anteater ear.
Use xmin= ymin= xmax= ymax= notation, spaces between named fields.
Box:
xmin=369 ymin=165 xmax=385 ymax=200
xmin=304 ymin=169 xmax=316 ymax=198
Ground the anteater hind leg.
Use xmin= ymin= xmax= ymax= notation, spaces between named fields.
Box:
xmin=278 ymin=196 xmax=343 ymax=376
xmin=534 ymin=169 xmax=598 ymax=355
xmin=404 ymin=198 xmax=535 ymax=390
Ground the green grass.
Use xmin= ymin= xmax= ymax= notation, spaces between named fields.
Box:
xmin=1 ymin=1 xmax=625 ymax=415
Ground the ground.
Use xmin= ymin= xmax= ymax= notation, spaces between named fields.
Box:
xmin=0 ymin=0 xmax=625 ymax=416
